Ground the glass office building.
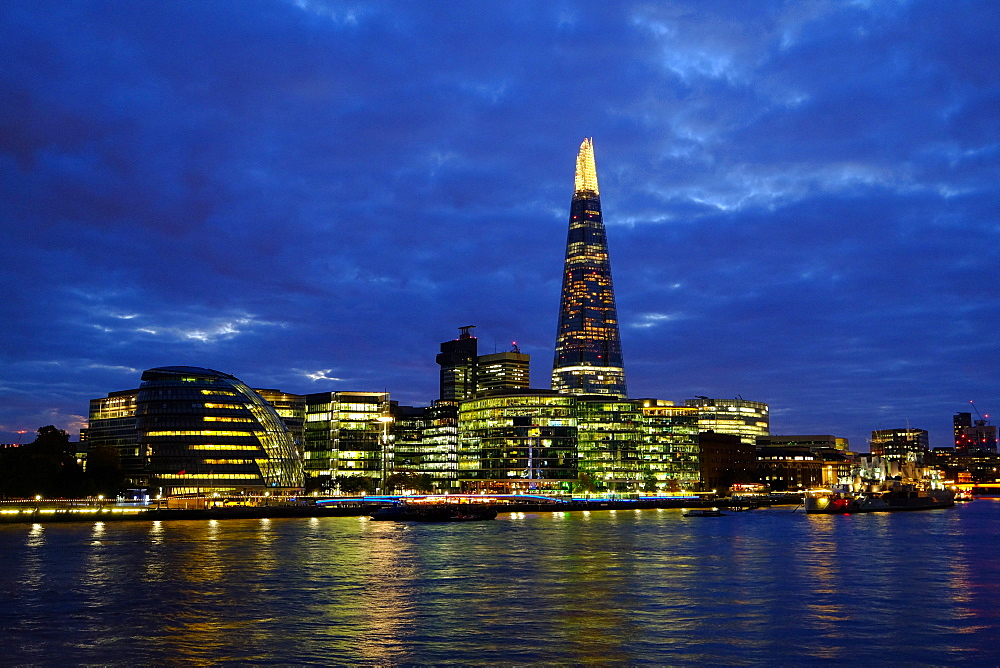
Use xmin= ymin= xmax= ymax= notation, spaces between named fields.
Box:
xmin=136 ymin=366 xmax=302 ymax=496
xmin=552 ymin=138 xmax=627 ymax=397
xmin=458 ymin=390 xmax=578 ymax=494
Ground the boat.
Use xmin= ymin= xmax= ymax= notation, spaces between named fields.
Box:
xmin=683 ymin=508 xmax=725 ymax=517
xmin=804 ymin=485 xmax=954 ymax=514
xmin=369 ymin=504 xmax=498 ymax=522
xmin=954 ymin=489 xmax=973 ymax=502
xmin=804 ymin=455 xmax=956 ymax=514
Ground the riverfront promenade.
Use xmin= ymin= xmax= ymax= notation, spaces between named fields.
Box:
xmin=0 ymin=493 xmax=779 ymax=524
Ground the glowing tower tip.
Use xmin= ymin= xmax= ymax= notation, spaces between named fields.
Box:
xmin=574 ymin=137 xmax=599 ymax=196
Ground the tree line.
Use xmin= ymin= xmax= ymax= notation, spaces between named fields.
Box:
xmin=0 ymin=426 xmax=122 ymax=499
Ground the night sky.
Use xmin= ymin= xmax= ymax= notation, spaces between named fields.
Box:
xmin=2 ymin=1 xmax=998 ymax=450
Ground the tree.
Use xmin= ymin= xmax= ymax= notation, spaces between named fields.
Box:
xmin=336 ymin=475 xmax=376 ymax=495
xmin=0 ymin=426 xmax=84 ymax=498
xmin=84 ymin=444 xmax=123 ymax=497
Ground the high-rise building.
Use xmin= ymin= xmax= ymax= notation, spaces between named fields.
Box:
xmin=437 ymin=325 xmax=479 ymax=402
xmin=437 ymin=327 xmax=531 ymax=400
xmin=477 ymin=347 xmax=530 ymax=394
xmin=552 ymin=138 xmax=627 ymax=397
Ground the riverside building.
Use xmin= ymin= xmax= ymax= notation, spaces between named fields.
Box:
xmin=135 ymin=366 xmax=302 ymax=496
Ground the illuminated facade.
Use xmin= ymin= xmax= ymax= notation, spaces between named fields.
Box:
xmin=684 ymin=397 xmax=769 ymax=445
xmin=477 ymin=349 xmax=530 ymax=394
xmin=303 ymin=391 xmax=390 ymax=492
xmin=136 ymin=366 xmax=303 ymax=496
xmin=458 ymin=390 xmax=578 ymax=494
xmin=638 ymin=399 xmax=700 ymax=491
xmin=552 ymin=138 xmax=627 ymax=397
xmin=83 ymin=389 xmax=142 ymax=488
xmin=576 ymin=396 xmax=642 ymax=491
xmin=437 ymin=326 xmax=479 ymax=401
xmin=870 ymin=428 xmax=929 ymax=462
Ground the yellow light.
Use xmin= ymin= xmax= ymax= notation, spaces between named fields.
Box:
xmin=574 ymin=138 xmax=599 ymax=195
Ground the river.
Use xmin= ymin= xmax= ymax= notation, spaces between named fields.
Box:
xmin=2 ymin=501 xmax=999 ymax=665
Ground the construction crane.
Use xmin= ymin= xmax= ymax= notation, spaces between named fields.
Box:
xmin=970 ymin=400 xmax=990 ymax=425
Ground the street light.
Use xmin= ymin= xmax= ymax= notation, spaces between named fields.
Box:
xmin=377 ymin=414 xmax=394 ymax=493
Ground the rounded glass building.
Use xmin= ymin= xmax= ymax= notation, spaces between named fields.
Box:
xmin=136 ymin=366 xmax=303 ymax=496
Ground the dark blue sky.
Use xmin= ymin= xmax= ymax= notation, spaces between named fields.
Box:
xmin=2 ymin=0 xmax=998 ymax=450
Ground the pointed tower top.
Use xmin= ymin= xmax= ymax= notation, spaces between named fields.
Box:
xmin=574 ymin=137 xmax=599 ymax=196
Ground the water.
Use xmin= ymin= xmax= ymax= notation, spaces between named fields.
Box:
xmin=2 ymin=502 xmax=1000 ymax=665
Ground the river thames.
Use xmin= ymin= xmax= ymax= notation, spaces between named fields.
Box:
xmin=2 ymin=500 xmax=999 ymax=665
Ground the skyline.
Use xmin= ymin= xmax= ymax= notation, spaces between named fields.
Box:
xmin=2 ymin=1 xmax=998 ymax=450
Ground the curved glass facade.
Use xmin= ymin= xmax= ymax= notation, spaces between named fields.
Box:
xmin=137 ymin=366 xmax=303 ymax=495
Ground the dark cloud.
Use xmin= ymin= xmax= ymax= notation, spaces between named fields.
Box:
xmin=2 ymin=0 xmax=998 ymax=450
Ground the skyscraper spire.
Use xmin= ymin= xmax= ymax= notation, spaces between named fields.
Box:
xmin=552 ymin=139 xmax=627 ymax=397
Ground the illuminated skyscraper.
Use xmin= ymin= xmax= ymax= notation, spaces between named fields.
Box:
xmin=552 ymin=138 xmax=627 ymax=397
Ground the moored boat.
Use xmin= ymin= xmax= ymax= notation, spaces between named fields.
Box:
xmin=805 ymin=486 xmax=954 ymax=513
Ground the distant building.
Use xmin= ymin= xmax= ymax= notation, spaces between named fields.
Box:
xmin=82 ymin=389 xmax=141 ymax=489
xmin=254 ymin=389 xmax=305 ymax=453
xmin=698 ymin=431 xmax=756 ymax=493
xmin=551 ymin=138 xmax=627 ymax=397
xmin=685 ymin=397 xmax=769 ymax=445
xmin=437 ymin=325 xmax=479 ymax=402
xmin=870 ymin=428 xmax=929 ymax=463
xmin=436 ymin=326 xmax=531 ymax=401
xmin=477 ymin=349 xmax=530 ymax=394
xmin=954 ymin=416 xmax=997 ymax=456
xmin=756 ymin=447 xmax=823 ymax=491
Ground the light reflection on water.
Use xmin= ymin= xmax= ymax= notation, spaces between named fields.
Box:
xmin=1 ymin=503 xmax=1000 ymax=664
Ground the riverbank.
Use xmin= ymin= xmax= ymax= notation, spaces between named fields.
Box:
xmin=0 ymin=494 xmax=787 ymax=524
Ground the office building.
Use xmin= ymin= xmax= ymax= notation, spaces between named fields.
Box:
xmin=552 ymin=138 xmax=627 ymax=397
xmin=458 ymin=389 xmax=578 ymax=494
xmin=698 ymin=431 xmax=756 ymax=493
xmin=303 ymin=391 xmax=391 ymax=493
xmin=870 ymin=428 xmax=929 ymax=462
xmin=437 ymin=327 xmax=531 ymax=401
xmin=638 ymin=399 xmax=700 ymax=491
xmin=136 ymin=366 xmax=302 ymax=496
xmin=82 ymin=389 xmax=142 ymax=489
xmin=685 ymin=397 xmax=769 ymax=445
xmin=477 ymin=347 xmax=530 ymax=394
xmin=576 ymin=396 xmax=642 ymax=492
xmin=437 ymin=325 xmax=479 ymax=401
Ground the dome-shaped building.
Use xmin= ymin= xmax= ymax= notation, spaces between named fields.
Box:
xmin=136 ymin=366 xmax=303 ymax=496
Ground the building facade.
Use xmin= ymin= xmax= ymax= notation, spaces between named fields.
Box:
xmin=303 ymin=391 xmax=391 ymax=493
xmin=458 ymin=390 xmax=578 ymax=494
xmin=684 ymin=397 xmax=770 ymax=445
xmin=870 ymin=428 xmax=929 ymax=462
xmin=552 ymin=138 xmax=627 ymax=397
xmin=638 ymin=400 xmax=700 ymax=491
xmin=136 ymin=366 xmax=302 ymax=496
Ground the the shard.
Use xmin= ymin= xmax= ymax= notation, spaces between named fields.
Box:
xmin=551 ymin=138 xmax=627 ymax=397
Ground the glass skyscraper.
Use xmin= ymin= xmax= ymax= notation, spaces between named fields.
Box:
xmin=552 ymin=138 xmax=627 ymax=397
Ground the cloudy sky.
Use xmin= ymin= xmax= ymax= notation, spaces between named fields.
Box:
xmin=2 ymin=0 xmax=998 ymax=450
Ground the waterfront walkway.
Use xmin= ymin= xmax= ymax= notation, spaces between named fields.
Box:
xmin=0 ymin=493 xmax=787 ymax=524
